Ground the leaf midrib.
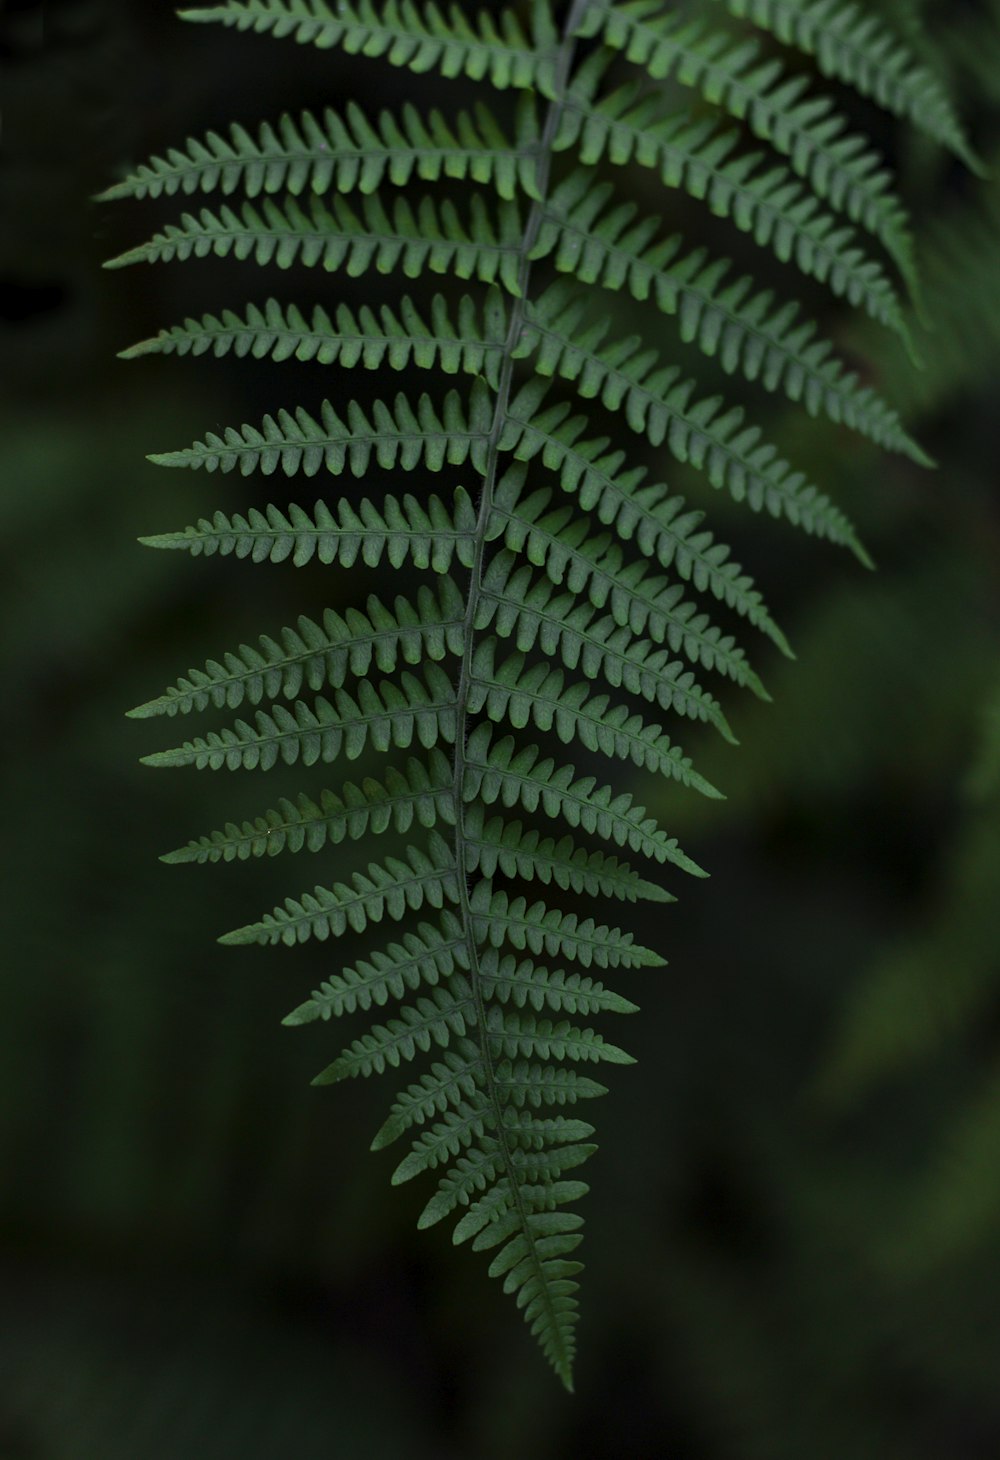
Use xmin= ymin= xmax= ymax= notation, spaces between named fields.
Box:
xmin=447 ymin=0 xmax=592 ymax=1391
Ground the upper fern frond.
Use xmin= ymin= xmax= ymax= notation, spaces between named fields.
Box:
xmin=164 ymin=749 xmax=456 ymax=863
xmin=580 ymin=0 xmax=919 ymax=294
xmin=552 ymin=98 xmax=911 ymax=343
xmin=523 ymin=280 xmax=926 ymax=464
xmin=141 ymin=663 xmax=457 ymax=771
xmin=129 ymin=577 xmax=466 ymax=718
xmin=120 ymin=292 xmax=509 ymax=388
xmin=107 ymin=0 xmax=964 ymax=1388
xmin=148 ymin=381 xmax=492 ymax=476
xmin=139 ymin=490 xmax=479 ymax=571
xmin=104 ymin=190 xmax=526 ymax=291
xmin=725 ymin=0 xmax=983 ymax=172
xmin=501 ymin=374 xmax=869 ymax=562
xmin=178 ymin=0 xmax=560 ymax=93
xmin=99 ymin=98 xmax=541 ymax=204
xmin=220 ymin=831 xmax=460 ymax=945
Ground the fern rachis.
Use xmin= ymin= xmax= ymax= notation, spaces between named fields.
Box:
xmin=103 ymin=0 xmax=972 ymax=1386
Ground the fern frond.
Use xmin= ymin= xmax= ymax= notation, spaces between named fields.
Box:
xmin=465 ymin=808 xmax=676 ymax=904
xmin=140 ymin=492 xmax=478 ymax=572
xmin=369 ymin=1044 xmax=484 ymax=1147
xmin=162 ymin=749 xmax=455 ymax=863
xmin=141 ymin=664 xmax=457 ymax=770
xmin=478 ymin=948 xmax=640 ymax=1016
xmin=389 ymin=1094 xmax=496 ymax=1181
xmin=468 ymin=641 xmax=719 ymax=782
xmin=130 ymin=578 xmax=465 ymax=718
xmin=489 ymin=475 xmax=782 ymax=692
xmin=551 ymin=103 xmax=909 ymax=340
xmin=504 ymin=364 xmax=869 ymax=562
xmin=581 ymin=0 xmax=919 ymax=293
xmin=487 ymin=1006 xmax=634 ymax=1062
xmin=491 ymin=1067 xmax=607 ymax=1110
xmin=125 ymin=271 xmax=921 ymax=466
xmin=285 ymin=911 xmax=468 ymax=1023
xmin=522 ymin=280 xmax=926 ymax=465
xmin=318 ymin=982 xmax=476 ymax=1080
xmin=178 ymin=1 xmax=558 ymax=94
xmin=108 ymin=0 xmax=953 ymax=1386
xmin=470 ymin=881 xmax=665 ymax=971
xmin=481 ymin=556 xmax=748 ymax=755
xmin=484 ymin=541 xmax=744 ymax=730
xmin=318 ymin=981 xmax=478 ymax=1086
xmin=479 ymin=548 xmax=757 ymax=726
xmin=148 ymin=382 xmax=491 ymax=476
xmin=459 ymin=1210 xmax=585 ymax=1378
xmin=105 ymin=192 xmax=524 ymax=291
xmin=503 ymin=450 xmax=788 ymax=654
xmin=120 ymin=292 xmax=509 ymax=389
xmin=727 ymin=0 xmax=983 ymax=171
xmin=99 ymin=99 xmax=540 ymax=204
xmin=414 ymin=1145 xmax=504 ymax=1227
xmin=221 ymin=831 xmax=459 ymax=945
xmin=465 ymin=725 xmax=706 ymax=876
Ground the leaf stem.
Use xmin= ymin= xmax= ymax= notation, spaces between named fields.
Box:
xmin=448 ymin=0 xmax=593 ymax=1391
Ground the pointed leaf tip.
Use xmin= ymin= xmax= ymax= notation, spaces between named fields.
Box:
xmin=118 ymin=339 xmax=159 ymax=360
xmin=282 ymin=1002 xmax=320 ymax=1026
xmin=217 ymin=926 xmax=254 ymax=946
xmin=139 ymin=750 xmax=176 ymax=768
xmin=692 ymin=774 xmax=726 ymax=801
xmin=137 ymin=533 xmax=188 ymax=549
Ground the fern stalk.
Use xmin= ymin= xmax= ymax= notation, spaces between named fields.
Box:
xmin=448 ymin=0 xmax=593 ymax=1391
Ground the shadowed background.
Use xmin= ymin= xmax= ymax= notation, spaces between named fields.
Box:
xmin=2 ymin=1 xmax=999 ymax=1455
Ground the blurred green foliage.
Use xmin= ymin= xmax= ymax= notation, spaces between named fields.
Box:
xmin=2 ymin=0 xmax=999 ymax=1455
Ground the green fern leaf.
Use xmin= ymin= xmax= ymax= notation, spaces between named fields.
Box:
xmin=469 ymin=880 xmax=668 ymax=970
xmin=478 ymin=947 xmax=640 ymax=1016
xmin=221 ymin=832 xmax=459 ymax=945
xmin=468 ymin=640 xmax=721 ymax=781
xmin=120 ymin=292 xmax=509 ymax=389
xmin=105 ymin=190 xmax=525 ymax=289
xmin=466 ymin=723 xmax=706 ymax=872
xmin=285 ymin=912 xmax=468 ymax=1024
xmin=465 ymin=808 xmax=678 ymax=904
xmin=105 ymin=0 xmax=959 ymax=1385
xmin=581 ymin=0 xmax=919 ymax=294
xmin=147 ymin=382 xmax=492 ymax=476
xmin=479 ymin=549 xmax=759 ymax=722
xmin=522 ymin=281 xmax=926 ymax=465
xmin=130 ymin=579 xmax=465 ymax=718
xmin=550 ymin=105 xmax=910 ymax=341
xmin=177 ymin=1 xmax=559 ymax=95
xmin=139 ymin=491 xmax=478 ymax=571
xmin=727 ymin=0 xmax=983 ymax=171
xmin=318 ymin=983 xmax=475 ymax=1081
xmin=486 ymin=1006 xmax=635 ymax=1063
xmin=141 ymin=664 xmax=457 ymax=770
xmin=503 ymin=371 xmax=869 ymax=561
xmin=162 ymin=749 xmax=455 ymax=863
xmin=99 ymin=98 xmax=540 ymax=204
xmin=369 ymin=1045 xmax=484 ymax=1148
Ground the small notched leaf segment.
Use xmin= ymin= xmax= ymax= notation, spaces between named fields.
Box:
xmin=104 ymin=0 xmax=974 ymax=1387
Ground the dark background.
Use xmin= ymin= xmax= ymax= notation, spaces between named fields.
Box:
xmin=2 ymin=1 xmax=999 ymax=1455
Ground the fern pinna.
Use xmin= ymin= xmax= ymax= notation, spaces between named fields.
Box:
xmin=103 ymin=0 xmax=973 ymax=1385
